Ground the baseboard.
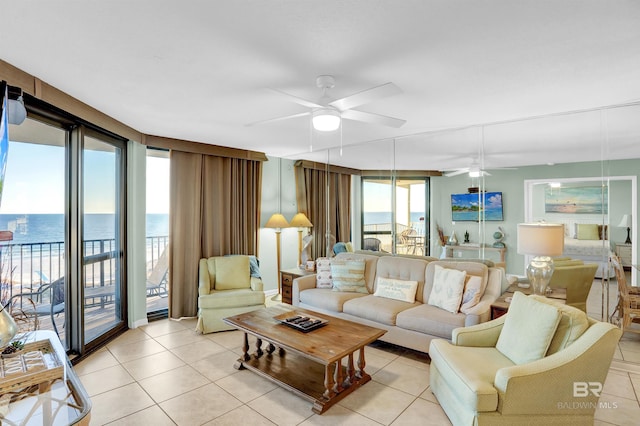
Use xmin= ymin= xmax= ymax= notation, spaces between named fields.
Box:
xmin=131 ymin=318 xmax=149 ymax=328
xmin=264 ymin=289 xmax=278 ymax=297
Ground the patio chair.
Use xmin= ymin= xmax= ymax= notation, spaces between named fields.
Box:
xmin=362 ymin=237 xmax=383 ymax=252
xmin=147 ymin=248 xmax=168 ymax=297
xmin=7 ymin=277 xmax=65 ymax=336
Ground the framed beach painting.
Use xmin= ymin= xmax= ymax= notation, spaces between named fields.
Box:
xmin=544 ymin=186 xmax=608 ymax=214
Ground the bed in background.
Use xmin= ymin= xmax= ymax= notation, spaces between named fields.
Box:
xmin=556 ymin=219 xmax=614 ymax=279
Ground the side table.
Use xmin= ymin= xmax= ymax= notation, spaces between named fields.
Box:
xmin=280 ymin=267 xmax=315 ymax=304
xmin=0 ymin=330 xmax=91 ymax=425
xmin=491 ymin=284 xmax=567 ymax=319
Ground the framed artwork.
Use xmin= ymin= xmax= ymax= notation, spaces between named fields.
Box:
xmin=451 ymin=192 xmax=503 ymax=221
xmin=544 ymin=186 xmax=608 ymax=214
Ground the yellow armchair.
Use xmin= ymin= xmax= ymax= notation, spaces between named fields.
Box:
xmin=429 ymin=293 xmax=621 ymax=425
xmin=196 ymin=255 xmax=265 ymax=333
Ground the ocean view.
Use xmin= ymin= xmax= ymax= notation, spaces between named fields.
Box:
xmin=0 ymin=213 xmax=169 ymax=245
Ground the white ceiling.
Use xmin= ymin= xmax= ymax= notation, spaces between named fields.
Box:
xmin=2 ymin=0 xmax=640 ymax=171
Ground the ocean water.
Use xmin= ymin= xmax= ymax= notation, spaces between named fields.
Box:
xmin=0 ymin=213 xmax=169 ymax=245
xmin=364 ymin=212 xmax=426 ymax=225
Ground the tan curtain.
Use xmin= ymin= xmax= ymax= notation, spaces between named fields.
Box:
xmin=295 ymin=165 xmax=351 ymax=258
xmin=169 ymin=151 xmax=262 ymax=318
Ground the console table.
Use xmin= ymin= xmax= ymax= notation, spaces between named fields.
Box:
xmin=0 ymin=330 xmax=91 ymax=425
xmin=446 ymin=244 xmax=506 ymax=267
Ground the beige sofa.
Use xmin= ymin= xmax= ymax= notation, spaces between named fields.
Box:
xmin=292 ymin=252 xmax=504 ymax=353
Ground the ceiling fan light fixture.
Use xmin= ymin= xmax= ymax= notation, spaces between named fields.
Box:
xmin=312 ymin=108 xmax=340 ymax=131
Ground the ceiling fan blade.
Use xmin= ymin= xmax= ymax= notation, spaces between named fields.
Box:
xmin=246 ymin=111 xmax=310 ymax=127
xmin=341 ymin=109 xmax=406 ymax=128
xmin=270 ymin=88 xmax=323 ymax=109
xmin=329 ymin=82 xmax=401 ymax=111
xmin=444 ymin=169 xmax=470 ymax=177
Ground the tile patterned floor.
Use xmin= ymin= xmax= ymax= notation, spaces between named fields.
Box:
xmin=75 ymin=281 xmax=640 ymax=425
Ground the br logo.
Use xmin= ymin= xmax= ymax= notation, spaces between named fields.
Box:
xmin=573 ymin=382 xmax=603 ymax=397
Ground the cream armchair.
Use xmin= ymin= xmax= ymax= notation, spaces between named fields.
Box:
xmin=196 ymin=255 xmax=265 ymax=334
xmin=429 ymin=292 xmax=621 ymax=426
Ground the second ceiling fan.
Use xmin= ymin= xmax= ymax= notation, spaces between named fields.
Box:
xmin=252 ymin=75 xmax=406 ymax=131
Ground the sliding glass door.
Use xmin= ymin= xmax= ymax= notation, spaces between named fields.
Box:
xmin=82 ymin=132 xmax=126 ymax=344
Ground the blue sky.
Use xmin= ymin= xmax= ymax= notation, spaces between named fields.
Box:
xmin=0 ymin=141 xmax=169 ymax=214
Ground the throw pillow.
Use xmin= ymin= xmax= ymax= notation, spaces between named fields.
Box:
xmin=315 ymin=257 xmax=333 ymax=288
xmin=427 ymin=265 xmax=466 ymax=314
xmin=459 ymin=275 xmax=484 ymax=313
xmin=496 ymin=292 xmax=562 ymax=364
xmin=576 ymin=224 xmax=599 ymax=240
xmin=214 ymin=256 xmax=251 ymax=290
xmin=374 ymin=277 xmax=419 ymax=303
xmin=331 ymin=259 xmax=368 ymax=293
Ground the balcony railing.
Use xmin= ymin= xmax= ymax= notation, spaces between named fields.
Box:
xmin=0 ymin=236 xmax=169 ymax=306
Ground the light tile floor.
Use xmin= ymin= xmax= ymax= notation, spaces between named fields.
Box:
xmin=76 ymin=281 xmax=640 ymax=425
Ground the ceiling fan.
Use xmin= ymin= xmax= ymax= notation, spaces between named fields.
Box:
xmin=250 ymin=75 xmax=406 ymax=131
xmin=443 ymin=159 xmax=517 ymax=177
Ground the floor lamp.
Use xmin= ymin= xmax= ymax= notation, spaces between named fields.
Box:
xmin=265 ymin=213 xmax=290 ymax=297
xmin=289 ymin=213 xmax=313 ymax=268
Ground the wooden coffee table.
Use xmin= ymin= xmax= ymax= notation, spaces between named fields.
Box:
xmin=223 ymin=305 xmax=386 ymax=414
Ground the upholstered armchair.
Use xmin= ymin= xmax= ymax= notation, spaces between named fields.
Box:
xmin=548 ymin=262 xmax=598 ymax=312
xmin=196 ymin=255 xmax=266 ymax=333
xmin=429 ymin=292 xmax=621 ymax=426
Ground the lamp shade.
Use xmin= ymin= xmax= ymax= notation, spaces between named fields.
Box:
xmin=312 ymin=108 xmax=341 ymax=131
xmin=617 ymin=214 xmax=632 ymax=228
xmin=517 ymin=223 xmax=565 ymax=257
xmin=289 ymin=212 xmax=313 ymax=228
xmin=264 ymin=213 xmax=289 ymax=230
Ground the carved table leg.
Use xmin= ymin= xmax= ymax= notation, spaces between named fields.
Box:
xmin=356 ymin=347 xmax=366 ymax=379
xmin=234 ymin=332 xmax=250 ymax=369
xmin=255 ymin=338 xmax=264 ymax=358
xmin=345 ymin=353 xmax=355 ymax=387
xmin=334 ymin=360 xmax=344 ymax=393
xmin=267 ymin=342 xmax=276 ymax=355
xmin=323 ymin=363 xmax=335 ymax=399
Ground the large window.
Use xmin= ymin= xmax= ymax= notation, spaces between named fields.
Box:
xmin=2 ymin=110 xmax=127 ymax=355
xmin=146 ymin=149 xmax=169 ymax=316
xmin=362 ymin=177 xmax=430 ymax=255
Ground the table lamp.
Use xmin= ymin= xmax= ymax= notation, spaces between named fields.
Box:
xmin=618 ymin=214 xmax=632 ymax=244
xmin=517 ymin=223 xmax=565 ymax=295
xmin=289 ymin=213 xmax=313 ymax=267
xmin=265 ymin=213 xmax=290 ymax=295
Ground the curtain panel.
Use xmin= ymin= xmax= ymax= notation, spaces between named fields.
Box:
xmin=169 ymin=150 xmax=263 ymax=318
xmin=294 ymin=164 xmax=351 ymax=258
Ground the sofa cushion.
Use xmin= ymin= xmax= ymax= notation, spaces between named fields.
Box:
xmin=198 ymin=288 xmax=264 ymax=309
xmin=460 ymin=275 xmax=484 ymax=313
xmin=315 ymin=257 xmax=333 ymax=288
xmin=331 ymin=259 xmax=368 ymax=293
xmin=374 ymin=277 xmax=419 ymax=303
xmin=343 ymin=295 xmax=418 ymax=326
xmin=334 ymin=252 xmax=380 ymax=293
xmin=214 ymin=256 xmax=251 ymax=290
xmin=430 ymin=339 xmax=514 ymax=412
xmin=396 ymin=303 xmax=467 ymax=338
xmin=428 ymin=265 xmax=466 ymax=313
xmin=496 ymin=292 xmax=562 ymax=364
xmin=299 ymin=288 xmax=367 ymax=312
xmin=374 ymin=256 xmax=429 ymax=302
xmin=424 ymin=261 xmax=488 ymax=304
xmin=529 ymin=295 xmax=590 ymax=355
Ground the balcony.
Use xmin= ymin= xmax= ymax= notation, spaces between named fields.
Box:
xmin=1 ymin=236 xmax=168 ymax=342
